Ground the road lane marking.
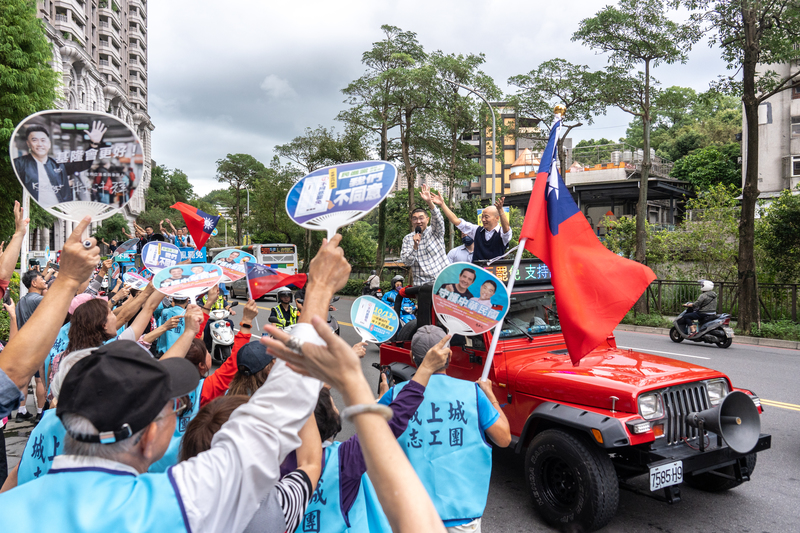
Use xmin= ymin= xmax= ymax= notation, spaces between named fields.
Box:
xmin=761 ymin=399 xmax=800 ymax=412
xmin=339 ymin=321 xmax=353 ymax=327
xmin=617 ymin=346 xmax=711 ymax=360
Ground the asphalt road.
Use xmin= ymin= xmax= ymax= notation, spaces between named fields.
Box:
xmin=241 ymin=295 xmax=800 ymax=533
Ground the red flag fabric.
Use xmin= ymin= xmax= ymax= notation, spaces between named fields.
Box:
xmin=520 ymin=120 xmax=656 ymax=365
xmin=170 ymin=202 xmax=220 ymax=250
xmin=245 ymin=262 xmax=307 ymax=300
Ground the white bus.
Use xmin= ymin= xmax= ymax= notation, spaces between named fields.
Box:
xmin=209 ymin=244 xmax=299 ymax=300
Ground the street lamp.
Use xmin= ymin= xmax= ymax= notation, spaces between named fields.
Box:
xmin=443 ymin=78 xmax=497 ymax=204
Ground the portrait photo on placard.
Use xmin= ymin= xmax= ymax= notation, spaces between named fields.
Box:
xmin=212 ymin=248 xmax=256 ymax=282
xmin=152 ymin=263 xmax=223 ymax=298
xmin=9 ymin=110 xmax=144 ymax=221
xmin=432 ymin=262 xmax=510 ymax=335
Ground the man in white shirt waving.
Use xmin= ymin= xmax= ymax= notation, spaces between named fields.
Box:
xmin=433 ymin=191 xmax=512 ymax=263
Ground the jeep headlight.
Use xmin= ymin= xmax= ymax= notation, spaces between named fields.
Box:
xmin=706 ymin=379 xmax=729 ymax=406
xmin=638 ymin=393 xmax=663 ymax=420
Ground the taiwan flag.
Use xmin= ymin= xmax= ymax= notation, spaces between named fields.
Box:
xmin=171 ymin=202 xmax=220 ymax=250
xmin=520 ymin=119 xmax=656 ymax=365
xmin=245 ymin=262 xmax=307 ymax=300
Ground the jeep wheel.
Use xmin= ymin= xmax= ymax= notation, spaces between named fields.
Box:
xmin=716 ymin=337 xmax=733 ymax=349
xmin=525 ymin=429 xmax=618 ymax=532
xmin=684 ymin=453 xmax=756 ymax=492
xmin=669 ymin=327 xmax=683 ymax=343
xmin=395 ymin=319 xmax=418 ymax=342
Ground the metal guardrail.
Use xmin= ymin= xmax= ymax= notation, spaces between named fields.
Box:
xmin=644 ymin=279 xmax=799 ymax=322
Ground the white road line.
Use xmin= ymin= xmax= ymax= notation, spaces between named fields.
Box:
xmin=617 ymin=346 xmax=711 ymax=360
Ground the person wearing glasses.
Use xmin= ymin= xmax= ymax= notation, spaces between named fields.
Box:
xmin=400 ymin=184 xmax=448 ymax=286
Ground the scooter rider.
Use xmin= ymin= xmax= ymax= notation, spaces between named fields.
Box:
xmin=269 ymin=287 xmax=298 ymax=328
xmin=363 ymin=270 xmax=380 ymax=296
xmin=383 ymin=275 xmax=416 ymax=315
xmin=678 ymin=280 xmax=717 ymax=334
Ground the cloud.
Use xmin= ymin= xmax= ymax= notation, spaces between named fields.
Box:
xmin=260 ymin=74 xmax=297 ymax=100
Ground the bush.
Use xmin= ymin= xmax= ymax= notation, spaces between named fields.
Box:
xmin=338 ymin=279 xmax=394 ymax=297
xmin=0 ymin=272 xmax=21 ymax=341
xmin=749 ymin=320 xmax=800 ymax=342
xmin=620 ymin=311 xmax=672 ymax=328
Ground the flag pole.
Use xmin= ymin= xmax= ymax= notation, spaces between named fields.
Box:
xmin=480 ymin=237 xmax=527 ymax=382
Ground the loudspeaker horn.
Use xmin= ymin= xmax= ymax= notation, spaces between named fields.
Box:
xmin=685 ymin=390 xmax=761 ymax=454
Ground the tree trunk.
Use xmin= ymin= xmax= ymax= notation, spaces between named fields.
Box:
xmin=375 ymin=124 xmax=389 ymax=274
xmin=738 ymin=5 xmax=761 ymax=334
xmin=235 ymin=199 xmax=242 ymax=246
xmin=302 ymin=229 xmax=312 ymax=273
xmin=634 ymin=61 xmax=652 ymax=314
xmin=402 ymin=109 xmax=416 ymax=216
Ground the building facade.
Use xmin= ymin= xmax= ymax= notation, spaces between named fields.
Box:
xmin=743 ymin=61 xmax=800 ymax=204
xmin=32 ymin=0 xmax=154 ymax=250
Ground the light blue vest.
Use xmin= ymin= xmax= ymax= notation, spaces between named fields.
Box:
xmin=157 ymin=306 xmax=187 ymax=355
xmin=45 ymin=323 xmax=71 ymax=380
xmin=150 ymin=378 xmax=204 ymax=473
xmin=296 ymin=442 xmax=390 ymax=533
xmin=394 ymin=375 xmax=492 ymax=523
xmin=17 ymin=409 xmax=66 ymax=485
xmin=0 ymin=465 xmax=189 ymax=532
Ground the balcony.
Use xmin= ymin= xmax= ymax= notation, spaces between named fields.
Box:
xmin=98 ymin=40 xmax=121 ymax=64
xmin=55 ymin=14 xmax=68 ymax=22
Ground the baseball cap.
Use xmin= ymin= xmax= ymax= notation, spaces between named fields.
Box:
xmin=237 ymin=341 xmax=275 ymax=376
xmin=57 ymin=340 xmax=199 ymax=444
xmin=69 ymin=293 xmax=107 ymax=315
xmin=411 ymin=325 xmax=447 ymax=364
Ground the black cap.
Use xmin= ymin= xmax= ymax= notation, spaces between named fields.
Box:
xmin=57 ymin=340 xmax=199 ymax=444
xmin=237 ymin=341 xmax=274 ymax=376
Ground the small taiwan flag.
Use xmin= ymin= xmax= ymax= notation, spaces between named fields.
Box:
xmin=171 ymin=202 xmax=220 ymax=250
xmin=245 ymin=262 xmax=307 ymax=300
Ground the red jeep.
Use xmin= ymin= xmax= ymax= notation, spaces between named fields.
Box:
xmin=379 ymin=259 xmax=771 ymax=531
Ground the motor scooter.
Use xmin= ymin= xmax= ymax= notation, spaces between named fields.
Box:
xmin=279 ymin=296 xmax=340 ymax=335
xmin=207 ymin=302 xmax=239 ymax=363
xmin=670 ymin=306 xmax=734 ymax=348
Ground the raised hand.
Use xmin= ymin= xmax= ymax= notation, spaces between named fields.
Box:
xmin=184 ymin=304 xmax=204 ymax=335
xmin=242 ymin=299 xmax=258 ymax=323
xmin=308 ymin=234 xmax=350 ymax=295
xmin=3 ymin=297 xmax=16 ymax=317
xmin=86 ymin=121 xmax=108 ymax=144
xmin=14 ymin=201 xmax=29 ymax=237
xmin=420 ymin=184 xmax=431 ymax=203
xmin=59 ymin=217 xmax=100 ymax=285
xmin=163 ymin=316 xmax=183 ymax=331
xmin=429 ymin=190 xmax=445 ymax=207
xmin=352 ymin=341 xmax=367 ymax=358
xmin=494 ymin=196 xmax=505 ymax=211
xmin=419 ymin=335 xmax=451 ymax=374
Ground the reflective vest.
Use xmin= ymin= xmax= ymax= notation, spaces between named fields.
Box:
xmin=296 ymin=442 xmax=390 ymax=533
xmin=201 ymin=294 xmax=226 ymax=311
xmin=17 ymin=409 xmax=66 ymax=485
xmin=393 ymin=375 xmax=492 ymax=523
xmin=272 ymin=305 xmax=298 ymax=328
xmin=0 ymin=465 xmax=189 ymax=532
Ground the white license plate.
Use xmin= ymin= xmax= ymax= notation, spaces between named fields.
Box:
xmin=723 ymin=327 xmax=734 ymax=337
xmin=650 ymin=461 xmax=683 ymax=491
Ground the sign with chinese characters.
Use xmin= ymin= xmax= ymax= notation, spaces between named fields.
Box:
xmin=285 ymin=161 xmax=397 ymax=238
xmin=432 ymin=262 xmax=510 ymax=336
xmin=350 ymin=296 xmax=400 ymax=343
xmin=179 ymin=247 xmax=207 ymax=263
xmin=482 ymin=259 xmax=552 ymax=285
xmin=152 ymin=263 xmax=223 ymax=302
xmin=9 ymin=110 xmax=144 ymax=222
xmin=113 ymin=237 xmax=139 ymax=258
xmin=212 ymin=248 xmax=256 ymax=283
xmin=141 ymin=241 xmax=181 ymax=274
xmin=261 ymin=245 xmax=295 ymax=255
xmin=122 ymin=272 xmax=149 ymax=291
xmin=110 ymin=262 xmax=120 ymax=279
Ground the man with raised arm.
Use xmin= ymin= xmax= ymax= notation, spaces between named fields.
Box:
xmin=432 ymin=191 xmax=512 ymax=263
xmin=400 ymin=184 xmax=448 ymax=286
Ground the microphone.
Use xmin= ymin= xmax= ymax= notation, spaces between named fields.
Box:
xmin=415 ymin=226 xmax=422 ymax=234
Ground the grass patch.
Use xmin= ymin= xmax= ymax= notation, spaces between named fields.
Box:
xmin=749 ymin=320 xmax=800 ymax=342
xmin=620 ymin=311 xmax=673 ymax=328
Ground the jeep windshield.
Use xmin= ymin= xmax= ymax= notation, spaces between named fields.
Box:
xmin=498 ymin=290 xmax=561 ymax=339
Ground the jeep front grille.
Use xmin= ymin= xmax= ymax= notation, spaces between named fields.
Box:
xmin=662 ymin=383 xmax=710 ymax=445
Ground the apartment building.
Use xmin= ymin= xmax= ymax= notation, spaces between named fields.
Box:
xmin=743 ymin=61 xmax=800 ymax=204
xmin=32 ymin=0 xmax=154 ymax=249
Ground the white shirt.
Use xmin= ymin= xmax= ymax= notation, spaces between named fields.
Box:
xmin=36 ymin=160 xmax=60 ymax=207
xmin=54 ymin=323 xmax=324 ymax=533
xmin=447 ymin=245 xmax=473 ymax=264
xmin=457 ymin=219 xmax=512 ymax=246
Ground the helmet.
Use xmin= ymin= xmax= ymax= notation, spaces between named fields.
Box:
xmin=371 ymin=270 xmax=377 ymax=275
xmin=699 ymin=280 xmax=714 ymax=292
xmin=391 ymin=275 xmax=404 ymax=287
xmin=276 ymin=287 xmax=293 ymax=301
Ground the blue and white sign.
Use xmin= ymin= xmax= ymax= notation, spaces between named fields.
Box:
xmin=122 ymin=271 xmax=149 ymax=291
xmin=211 ymin=227 xmax=219 ymax=236
xmin=286 ymin=161 xmax=397 ymax=239
xmin=180 ymin=247 xmax=207 ymax=263
xmin=433 ymin=262 xmax=510 ymax=336
xmin=141 ymin=241 xmax=181 ymax=274
xmin=350 ymin=296 xmax=400 ymax=344
xmin=113 ymin=237 xmax=139 ymax=257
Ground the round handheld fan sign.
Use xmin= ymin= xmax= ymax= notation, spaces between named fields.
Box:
xmin=432 ymin=262 xmax=510 ymax=337
xmin=350 ymin=296 xmax=400 ymax=344
xmin=10 ymin=110 xmax=145 ymax=222
xmin=285 ymin=161 xmax=397 ymax=239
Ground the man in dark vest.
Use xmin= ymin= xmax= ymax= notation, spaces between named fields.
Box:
xmin=433 ymin=191 xmax=512 ymax=263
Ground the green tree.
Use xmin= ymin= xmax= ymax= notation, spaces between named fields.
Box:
xmin=670 ymin=144 xmax=741 ymax=190
xmin=93 ymin=213 xmax=129 ymax=244
xmin=338 ymin=25 xmax=424 ymax=272
xmin=508 ymin=59 xmax=606 ymax=175
xmin=215 ymin=154 xmax=266 ymax=245
xmin=757 ymin=188 xmax=800 ymax=283
xmin=340 ymin=221 xmax=378 ymax=265
xmin=574 ymin=0 xmax=701 ymax=312
xmin=248 ymin=157 xmax=304 ymax=248
xmin=676 ymin=0 xmax=800 ymax=333
xmin=0 ymin=0 xmax=59 ymax=238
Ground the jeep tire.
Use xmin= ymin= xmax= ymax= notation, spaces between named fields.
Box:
xmin=684 ymin=452 xmax=756 ymax=492
xmin=525 ymin=428 xmax=618 ymax=532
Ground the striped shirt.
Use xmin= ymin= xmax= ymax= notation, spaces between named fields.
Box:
xmin=401 ymin=207 xmax=448 ymax=286
xmin=243 ymin=469 xmax=313 ymax=533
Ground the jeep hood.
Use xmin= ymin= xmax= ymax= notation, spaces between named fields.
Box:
xmin=509 ymin=347 xmax=725 ymax=414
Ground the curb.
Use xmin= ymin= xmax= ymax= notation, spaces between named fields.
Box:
xmin=614 ymin=324 xmax=800 ymax=350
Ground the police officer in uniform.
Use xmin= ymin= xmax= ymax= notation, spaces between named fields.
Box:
xmin=268 ymin=287 xmax=298 ymax=329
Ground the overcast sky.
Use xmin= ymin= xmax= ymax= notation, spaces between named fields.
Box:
xmin=147 ymin=0 xmax=730 ymax=197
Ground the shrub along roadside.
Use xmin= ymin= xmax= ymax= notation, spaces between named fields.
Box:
xmin=0 ymin=273 xmax=21 ymax=340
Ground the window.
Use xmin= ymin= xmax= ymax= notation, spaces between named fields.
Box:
xmin=792 ymin=117 xmax=800 ymax=137
xmin=793 ymin=156 xmax=800 ymax=177
xmin=498 ymin=290 xmax=561 ymax=339
xmin=793 ymin=83 xmax=800 ymax=99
